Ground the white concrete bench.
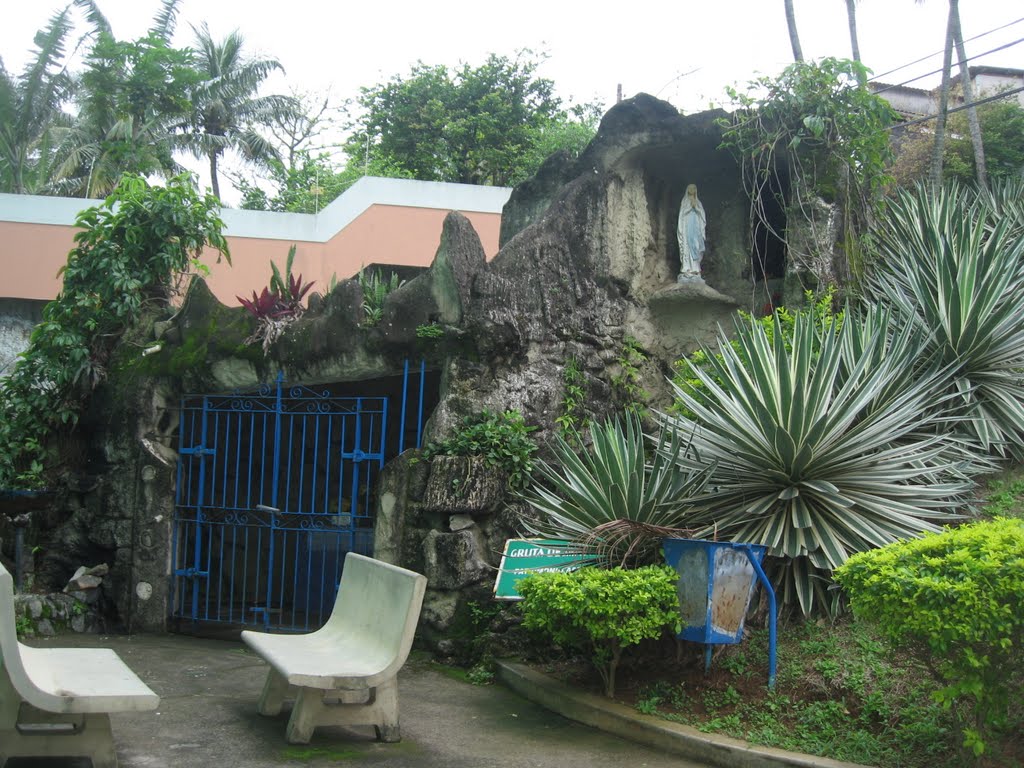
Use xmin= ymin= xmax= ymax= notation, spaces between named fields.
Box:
xmin=0 ymin=562 xmax=159 ymax=768
xmin=241 ymin=552 xmax=427 ymax=745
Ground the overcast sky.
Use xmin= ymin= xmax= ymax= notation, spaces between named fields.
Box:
xmin=2 ymin=0 xmax=1021 ymax=201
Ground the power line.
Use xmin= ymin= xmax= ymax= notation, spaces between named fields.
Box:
xmin=889 ymin=85 xmax=1024 ymax=130
xmin=871 ymin=36 xmax=1024 ymax=95
xmin=869 ymin=15 xmax=1024 ymax=83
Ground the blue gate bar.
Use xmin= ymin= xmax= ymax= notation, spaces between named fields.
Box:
xmin=399 ymin=359 xmax=410 ymax=455
xmin=417 ymin=359 xmax=426 ymax=448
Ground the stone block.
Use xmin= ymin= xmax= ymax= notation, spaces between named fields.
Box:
xmin=422 ymin=529 xmax=488 ymax=590
xmin=421 ymin=456 xmax=507 ymax=514
xmin=449 ymin=514 xmax=475 ymax=532
xmin=420 ymin=590 xmax=459 ymax=633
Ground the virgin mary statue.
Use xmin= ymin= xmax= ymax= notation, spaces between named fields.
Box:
xmin=677 ymin=183 xmax=705 ymax=282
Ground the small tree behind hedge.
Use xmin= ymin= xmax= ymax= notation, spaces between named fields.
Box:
xmin=834 ymin=518 xmax=1024 ymax=756
xmin=517 ymin=565 xmax=681 ymax=698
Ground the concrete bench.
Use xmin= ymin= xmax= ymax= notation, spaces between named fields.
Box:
xmin=0 ymin=563 xmax=159 ymax=768
xmin=241 ymin=552 xmax=427 ymax=744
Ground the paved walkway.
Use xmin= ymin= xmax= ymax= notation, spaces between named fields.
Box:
xmin=15 ymin=633 xmax=705 ymax=768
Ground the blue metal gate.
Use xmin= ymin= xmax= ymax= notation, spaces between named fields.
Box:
xmin=171 ymin=366 xmax=426 ymax=632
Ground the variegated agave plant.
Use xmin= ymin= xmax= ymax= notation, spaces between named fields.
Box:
xmin=518 ymin=413 xmax=714 ymax=568
xmin=863 ymin=181 xmax=1024 ymax=460
xmin=659 ymin=308 xmax=973 ymax=615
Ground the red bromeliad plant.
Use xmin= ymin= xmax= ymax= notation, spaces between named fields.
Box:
xmin=237 ymin=245 xmax=314 ymax=352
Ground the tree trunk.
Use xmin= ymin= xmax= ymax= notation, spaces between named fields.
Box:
xmin=949 ymin=0 xmax=988 ymax=190
xmin=843 ymin=0 xmax=860 ymax=70
xmin=209 ymin=151 xmax=221 ymax=201
xmin=929 ymin=6 xmax=955 ymax=186
xmin=784 ymin=0 xmax=804 ymax=62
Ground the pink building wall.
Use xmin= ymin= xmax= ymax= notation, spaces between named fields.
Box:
xmin=0 ymin=177 xmax=509 ymax=305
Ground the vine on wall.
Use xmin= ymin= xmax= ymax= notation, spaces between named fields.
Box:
xmin=719 ymin=58 xmax=897 ymax=296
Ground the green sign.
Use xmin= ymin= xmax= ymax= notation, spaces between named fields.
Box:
xmin=493 ymin=539 xmax=593 ymax=601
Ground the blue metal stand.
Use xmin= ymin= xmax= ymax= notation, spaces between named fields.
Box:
xmin=740 ymin=544 xmax=777 ymax=689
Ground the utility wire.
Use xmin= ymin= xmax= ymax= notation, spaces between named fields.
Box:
xmin=889 ymin=85 xmax=1024 ymax=130
xmin=869 ymin=15 xmax=1024 ymax=82
xmin=871 ymin=37 xmax=1024 ymax=95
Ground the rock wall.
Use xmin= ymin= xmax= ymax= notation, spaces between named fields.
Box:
xmin=374 ymin=452 xmax=525 ymax=653
xmin=48 ymin=94 xmax=799 ymax=638
xmin=0 ymin=298 xmax=45 ymax=379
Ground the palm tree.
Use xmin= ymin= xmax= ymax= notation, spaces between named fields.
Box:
xmin=53 ymin=0 xmax=193 ymax=197
xmin=0 ymin=8 xmax=75 ymax=194
xmin=185 ymin=24 xmax=296 ymax=201
xmin=947 ymin=0 xmax=987 ymax=190
xmin=919 ymin=0 xmax=987 ymax=189
xmin=844 ymin=0 xmax=867 ymax=85
xmin=783 ymin=0 xmax=804 ymax=62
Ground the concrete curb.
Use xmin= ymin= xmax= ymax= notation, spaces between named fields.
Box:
xmin=496 ymin=661 xmax=873 ymax=768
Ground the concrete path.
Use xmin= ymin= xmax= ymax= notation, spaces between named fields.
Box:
xmin=13 ymin=633 xmax=706 ymax=768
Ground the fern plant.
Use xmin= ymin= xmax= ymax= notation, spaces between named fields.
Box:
xmin=358 ymin=267 xmax=404 ymax=326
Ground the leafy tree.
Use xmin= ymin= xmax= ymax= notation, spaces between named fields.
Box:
xmin=0 ymin=174 xmax=228 ymax=488
xmin=0 ymin=8 xmax=75 ymax=194
xmin=54 ymin=32 xmax=198 ymax=197
xmin=344 ymin=51 xmax=600 ymax=187
xmin=183 ymin=23 xmax=296 ymax=201
xmin=263 ymin=88 xmax=343 ymax=173
xmin=237 ymin=150 xmax=412 ymax=214
xmin=890 ymin=98 xmax=1024 ymax=187
xmin=719 ymin=58 xmax=897 ymax=289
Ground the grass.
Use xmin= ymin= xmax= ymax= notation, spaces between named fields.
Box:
xmin=621 ymin=620 xmax=966 ymax=768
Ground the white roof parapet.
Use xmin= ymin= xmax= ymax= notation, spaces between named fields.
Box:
xmin=0 ymin=192 xmax=98 ymax=226
xmin=0 ymin=176 xmax=512 ymax=242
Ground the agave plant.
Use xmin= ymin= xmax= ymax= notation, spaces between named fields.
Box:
xmin=980 ymin=176 xmax=1024 ymax=242
xmin=518 ymin=412 xmax=714 ymax=568
xmin=863 ymin=182 xmax=1024 ymax=460
xmin=659 ymin=309 xmax=971 ymax=615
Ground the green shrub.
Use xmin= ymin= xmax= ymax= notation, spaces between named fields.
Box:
xmin=554 ymin=356 xmax=587 ymax=440
xmin=422 ymin=410 xmax=537 ymax=490
xmin=517 ymin=565 xmax=681 ymax=698
xmin=834 ymin=518 xmax=1024 ymax=756
xmin=415 ymin=322 xmax=444 ymax=339
xmin=610 ymin=336 xmax=649 ymax=417
xmin=0 ymin=174 xmax=227 ymax=487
